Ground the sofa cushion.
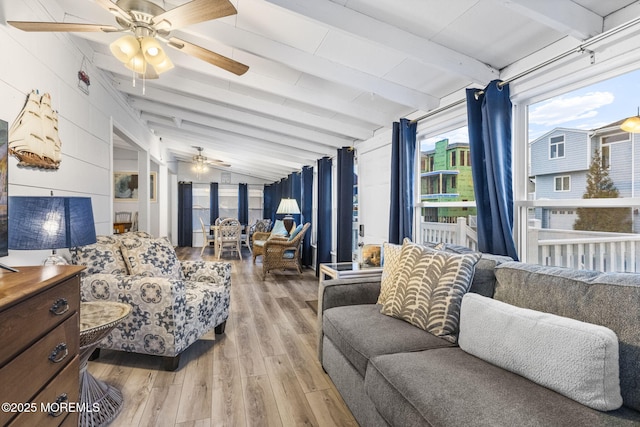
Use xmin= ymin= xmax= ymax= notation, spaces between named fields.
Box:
xmin=459 ymin=293 xmax=622 ymax=411
xmin=366 ymin=347 xmax=640 ymax=427
xmin=70 ymin=241 xmax=128 ymax=275
xmin=119 ymin=236 xmax=183 ymax=279
xmin=494 ymin=262 xmax=640 ymax=412
xmin=323 ymin=304 xmax=454 ymax=377
xmin=380 ymin=240 xmax=480 ymax=342
xmin=377 ymin=242 xmax=402 ymax=305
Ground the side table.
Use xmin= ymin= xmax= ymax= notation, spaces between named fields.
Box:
xmin=79 ymin=302 xmax=131 ymax=427
xmin=319 ymin=262 xmax=383 ymax=284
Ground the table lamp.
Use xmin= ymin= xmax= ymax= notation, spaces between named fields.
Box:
xmin=9 ymin=196 xmax=97 ymax=266
xmin=276 ymin=198 xmax=300 ymax=232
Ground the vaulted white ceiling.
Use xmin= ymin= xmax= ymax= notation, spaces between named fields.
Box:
xmin=8 ymin=0 xmax=640 ymax=181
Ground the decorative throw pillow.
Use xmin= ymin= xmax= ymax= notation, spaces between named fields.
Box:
xmin=288 ymin=224 xmax=304 ymax=241
xmin=271 ymin=219 xmax=288 ymax=236
xmin=70 ymin=242 xmax=128 ymax=275
xmin=459 ymin=293 xmax=622 ymax=411
xmin=377 ymin=242 xmax=403 ymax=305
xmin=381 ymin=239 xmax=480 ymax=342
xmin=119 ymin=236 xmax=182 ymax=279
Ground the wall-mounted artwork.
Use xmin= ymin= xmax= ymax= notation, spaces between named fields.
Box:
xmin=9 ymin=90 xmax=61 ymax=169
xmin=114 ymin=171 xmax=157 ymax=202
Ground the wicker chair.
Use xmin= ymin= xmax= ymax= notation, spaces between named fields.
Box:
xmin=261 ymin=223 xmax=310 ymax=280
xmin=216 ymin=218 xmax=243 ymax=260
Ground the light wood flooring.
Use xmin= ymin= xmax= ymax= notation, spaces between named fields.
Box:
xmin=87 ymin=247 xmax=358 ymax=427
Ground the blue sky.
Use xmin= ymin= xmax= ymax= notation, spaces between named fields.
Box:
xmin=421 ymin=68 xmax=640 ymax=151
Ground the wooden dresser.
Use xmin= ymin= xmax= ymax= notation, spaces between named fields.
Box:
xmin=0 ymin=265 xmax=85 ymax=427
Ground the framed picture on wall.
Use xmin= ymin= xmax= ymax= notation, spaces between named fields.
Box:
xmin=114 ymin=171 xmax=157 ymax=201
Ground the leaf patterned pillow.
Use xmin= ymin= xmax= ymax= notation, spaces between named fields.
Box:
xmin=119 ymin=236 xmax=183 ymax=280
xmin=377 ymin=242 xmax=403 ymax=305
xmin=380 ymin=239 xmax=481 ymax=342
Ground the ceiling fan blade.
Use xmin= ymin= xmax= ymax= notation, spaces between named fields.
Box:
xmin=94 ymin=0 xmax=132 ymax=22
xmin=152 ymin=0 xmax=237 ymax=31
xmin=8 ymin=21 xmax=118 ymax=32
xmin=168 ymin=37 xmax=248 ymax=76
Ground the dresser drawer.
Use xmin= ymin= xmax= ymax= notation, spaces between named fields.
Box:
xmin=8 ymin=356 xmax=80 ymax=427
xmin=0 ymin=313 xmax=79 ymax=426
xmin=0 ymin=276 xmax=79 ymax=366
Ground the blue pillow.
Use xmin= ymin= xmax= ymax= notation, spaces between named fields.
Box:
xmin=288 ymin=224 xmax=304 ymax=241
xmin=271 ymin=220 xmax=288 ymax=236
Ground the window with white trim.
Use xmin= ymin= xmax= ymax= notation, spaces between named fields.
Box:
xmin=549 ymin=135 xmax=565 ymax=159
xmin=554 ymin=175 xmax=570 ymax=192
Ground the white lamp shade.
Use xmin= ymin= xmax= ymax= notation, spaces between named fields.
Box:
xmin=110 ymin=35 xmax=140 ymax=63
xmin=276 ymin=198 xmax=300 ymax=214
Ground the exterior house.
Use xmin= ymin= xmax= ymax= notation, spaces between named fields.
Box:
xmin=529 ymin=123 xmax=640 ymax=232
xmin=420 ymin=139 xmax=476 ymax=223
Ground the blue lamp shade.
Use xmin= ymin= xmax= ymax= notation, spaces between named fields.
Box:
xmin=8 ymin=197 xmax=97 ymax=250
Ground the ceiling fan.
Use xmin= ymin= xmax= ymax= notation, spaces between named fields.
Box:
xmin=193 ymin=146 xmax=230 ymax=168
xmin=8 ymin=0 xmax=249 ymax=77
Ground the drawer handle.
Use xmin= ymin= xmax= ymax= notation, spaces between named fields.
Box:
xmin=48 ymin=343 xmax=68 ymax=363
xmin=48 ymin=393 xmax=68 ymax=417
xmin=49 ymin=298 xmax=69 ymax=316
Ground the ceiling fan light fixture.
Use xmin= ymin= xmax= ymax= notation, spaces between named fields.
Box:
xmin=141 ymin=36 xmax=166 ymax=65
xmin=152 ymin=56 xmax=174 ymax=74
xmin=109 ymin=35 xmax=139 ymax=63
xmin=125 ymin=52 xmax=147 ymax=74
xmin=621 ymin=107 xmax=640 ymax=133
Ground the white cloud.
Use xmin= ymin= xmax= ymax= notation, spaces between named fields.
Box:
xmin=529 ymin=91 xmax=614 ymax=126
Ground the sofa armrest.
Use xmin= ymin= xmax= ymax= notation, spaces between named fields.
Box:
xmin=180 ymin=260 xmax=231 ymax=290
xmin=317 ymin=277 xmax=381 ymax=361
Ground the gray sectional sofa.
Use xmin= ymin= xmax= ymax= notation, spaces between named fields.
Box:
xmin=317 ymin=256 xmax=640 ymax=426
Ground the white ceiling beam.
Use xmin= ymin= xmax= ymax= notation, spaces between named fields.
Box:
xmin=177 ymin=25 xmax=439 ymax=111
xmin=501 ymin=0 xmax=603 ymax=40
xmin=144 ymin=115 xmax=323 ymax=164
xmin=95 ymin=54 xmax=374 ymax=140
xmin=108 ymin=76 xmax=359 ymax=146
xmin=165 ymin=137 xmax=298 ymax=179
xmin=263 ymin=0 xmax=498 ymax=84
xmin=94 ymin=51 xmax=390 ymax=128
xmin=133 ymin=99 xmax=335 ymax=155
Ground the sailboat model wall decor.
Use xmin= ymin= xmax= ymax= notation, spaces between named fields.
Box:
xmin=9 ymin=90 xmax=62 ymax=169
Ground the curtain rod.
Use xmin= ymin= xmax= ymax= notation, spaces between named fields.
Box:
xmin=410 ymin=14 xmax=640 ymax=124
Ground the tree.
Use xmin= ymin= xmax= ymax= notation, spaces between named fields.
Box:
xmin=573 ymin=149 xmax=632 ymax=233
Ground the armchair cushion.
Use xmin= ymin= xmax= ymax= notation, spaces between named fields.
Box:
xmin=119 ymin=236 xmax=183 ymax=280
xmin=288 ymin=224 xmax=304 ymax=241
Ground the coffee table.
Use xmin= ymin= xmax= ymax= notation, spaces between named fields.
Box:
xmin=79 ymin=302 xmax=131 ymax=427
xmin=319 ymin=262 xmax=383 ymax=284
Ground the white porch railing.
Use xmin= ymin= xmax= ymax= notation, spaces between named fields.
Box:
xmin=420 ymin=218 xmax=640 ymax=273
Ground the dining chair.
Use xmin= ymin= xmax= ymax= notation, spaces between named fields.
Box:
xmin=199 ymin=217 xmax=216 ymax=256
xmin=215 ymin=218 xmax=242 ymax=260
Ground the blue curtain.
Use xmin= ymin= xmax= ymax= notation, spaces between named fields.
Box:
xmin=273 ymin=180 xmax=283 ymax=223
xmin=301 ymin=165 xmax=313 ymax=266
xmin=210 ymin=182 xmax=219 ymax=225
xmin=238 ymin=183 xmax=248 ymax=225
xmin=178 ymin=182 xmax=192 ymax=246
xmin=337 ymin=147 xmax=354 ymax=262
xmin=388 ymin=118 xmax=417 ymax=244
xmin=316 ymin=157 xmax=332 ymax=275
xmin=466 ymin=80 xmax=518 ymax=260
xmin=263 ymin=184 xmax=273 ymax=219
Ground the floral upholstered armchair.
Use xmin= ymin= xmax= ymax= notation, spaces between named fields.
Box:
xmin=70 ymin=232 xmax=231 ymax=370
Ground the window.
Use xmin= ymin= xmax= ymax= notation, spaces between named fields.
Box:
xmin=602 ymin=145 xmax=610 ymax=169
xmin=451 ymin=176 xmax=457 ymax=189
xmin=549 ymin=135 xmax=565 ymax=159
xmin=460 ymin=151 xmax=465 ymax=166
xmin=451 ymin=151 xmax=456 ymax=166
xmin=554 ymin=176 xmax=570 ymax=192
xmin=467 ymin=151 xmax=471 ymax=166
